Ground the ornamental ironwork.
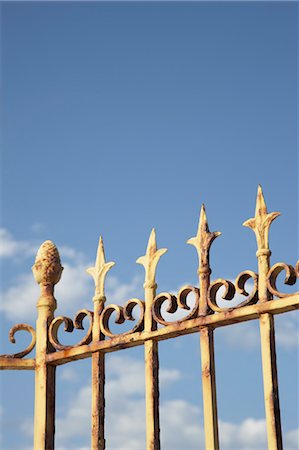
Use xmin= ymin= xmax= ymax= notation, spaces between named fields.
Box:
xmin=1 ymin=186 xmax=298 ymax=450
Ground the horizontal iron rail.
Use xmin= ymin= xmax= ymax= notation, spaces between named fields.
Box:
xmin=1 ymin=294 xmax=297 ymax=371
xmin=0 ymin=358 xmax=35 ymax=370
xmin=44 ymin=293 xmax=299 ymax=366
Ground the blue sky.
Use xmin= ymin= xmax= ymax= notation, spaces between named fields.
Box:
xmin=1 ymin=1 xmax=298 ymax=449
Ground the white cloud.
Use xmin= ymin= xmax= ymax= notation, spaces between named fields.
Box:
xmin=216 ymin=321 xmax=260 ymax=349
xmin=0 ymin=228 xmax=85 ymax=263
xmin=54 ymin=355 xmax=182 ymax=448
xmin=19 ymin=354 xmax=298 ymax=450
xmin=217 ymin=311 xmax=299 ymax=351
xmin=219 ymin=418 xmax=267 ymax=449
xmin=285 ymin=428 xmax=299 ymax=449
xmin=160 ymin=399 xmax=203 ymax=448
xmin=159 ymin=368 xmax=181 ymax=384
xmin=0 ymin=272 xmax=39 ymax=322
xmin=0 ymin=228 xmax=36 ymax=259
xmin=1 ymin=246 xmax=143 ymax=323
xmin=106 ymin=275 xmax=143 ymax=305
xmin=59 ymin=366 xmax=79 ymax=382
xmin=0 ymin=235 xmax=146 ymax=355
xmin=275 ymin=312 xmax=299 ymax=349
xmin=219 ymin=419 xmax=299 ymax=449
xmin=0 ymin=262 xmax=92 ymax=322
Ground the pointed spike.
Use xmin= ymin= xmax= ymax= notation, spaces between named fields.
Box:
xmin=99 ymin=235 xmax=104 ymax=251
xmin=95 ymin=235 xmax=105 ymax=271
xmin=255 ymin=184 xmax=267 ymax=216
xmin=87 ymin=235 xmax=115 ymax=297
xmin=187 ymin=203 xmax=221 ymax=264
xmin=150 ymin=228 xmax=156 ymax=242
xmin=147 ymin=228 xmax=157 ymax=253
xmin=244 ymin=186 xmax=280 ymax=251
xmin=199 ymin=203 xmax=208 ymax=227
xmin=137 ymin=228 xmax=167 ymax=284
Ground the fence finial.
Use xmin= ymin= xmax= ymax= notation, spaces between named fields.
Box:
xmin=136 ymin=228 xmax=167 ymax=288
xmin=243 ymin=185 xmax=280 ymax=252
xmin=187 ymin=204 xmax=221 ymax=275
xmin=86 ymin=236 xmax=115 ymax=301
xmin=32 ymin=240 xmax=63 ymax=286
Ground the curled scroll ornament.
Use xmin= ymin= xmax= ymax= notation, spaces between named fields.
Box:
xmin=208 ymin=270 xmax=258 ymax=313
xmin=48 ymin=309 xmax=93 ymax=351
xmin=267 ymin=261 xmax=299 ymax=298
xmin=0 ymin=324 xmax=36 ymax=358
xmin=152 ymin=285 xmax=200 ymax=326
xmin=100 ymin=298 xmax=145 ymax=338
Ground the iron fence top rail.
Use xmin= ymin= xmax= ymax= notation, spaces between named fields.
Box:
xmin=1 ymin=185 xmax=298 ymax=367
xmin=44 ymin=293 xmax=299 ymax=366
xmin=1 ymin=185 xmax=298 ymax=450
xmin=1 ymin=293 xmax=298 ymax=370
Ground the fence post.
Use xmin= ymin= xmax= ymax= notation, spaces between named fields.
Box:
xmin=244 ymin=185 xmax=283 ymax=450
xmin=137 ymin=229 xmax=167 ymax=450
xmin=188 ymin=205 xmax=220 ymax=450
xmin=32 ymin=241 xmax=63 ymax=450
xmin=87 ymin=237 xmax=115 ymax=450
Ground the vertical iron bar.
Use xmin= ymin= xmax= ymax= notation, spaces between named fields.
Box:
xmin=87 ymin=236 xmax=115 ymax=450
xmin=137 ymin=229 xmax=167 ymax=450
xmin=188 ymin=205 xmax=220 ymax=450
xmin=34 ymin=295 xmax=56 ymax=450
xmin=244 ymin=186 xmax=283 ymax=450
xmin=199 ymin=269 xmax=219 ymax=450
xmin=200 ymin=327 xmax=219 ymax=450
xmin=144 ymin=282 xmax=160 ymax=450
xmin=258 ymin=251 xmax=283 ymax=450
xmin=32 ymin=241 xmax=63 ymax=450
xmin=91 ymin=297 xmax=105 ymax=450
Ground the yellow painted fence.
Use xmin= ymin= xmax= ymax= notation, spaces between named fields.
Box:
xmin=1 ymin=186 xmax=298 ymax=450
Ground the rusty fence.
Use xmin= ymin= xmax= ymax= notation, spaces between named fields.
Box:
xmin=1 ymin=186 xmax=298 ymax=450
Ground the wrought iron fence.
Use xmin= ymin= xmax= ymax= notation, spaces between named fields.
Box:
xmin=1 ymin=185 xmax=298 ymax=450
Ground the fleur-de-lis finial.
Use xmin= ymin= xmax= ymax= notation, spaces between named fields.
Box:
xmin=243 ymin=185 xmax=280 ymax=252
xmin=86 ymin=236 xmax=115 ymax=300
xmin=136 ymin=228 xmax=167 ymax=287
xmin=187 ymin=204 xmax=221 ymax=274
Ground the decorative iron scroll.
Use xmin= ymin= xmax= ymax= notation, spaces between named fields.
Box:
xmin=0 ymin=324 xmax=36 ymax=358
xmin=2 ymin=185 xmax=299 ymax=357
xmin=208 ymin=270 xmax=259 ymax=313
xmin=100 ymin=298 xmax=145 ymax=338
xmin=48 ymin=309 xmax=93 ymax=350
xmin=41 ymin=186 xmax=297 ymax=347
xmin=267 ymin=261 xmax=299 ymax=298
xmin=2 ymin=185 xmax=299 ymax=450
xmin=152 ymin=286 xmax=200 ymax=325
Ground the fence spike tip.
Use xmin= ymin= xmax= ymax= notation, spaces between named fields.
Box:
xmin=87 ymin=235 xmax=115 ymax=297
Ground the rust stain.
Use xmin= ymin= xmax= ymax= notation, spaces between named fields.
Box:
xmin=1 ymin=186 xmax=298 ymax=450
